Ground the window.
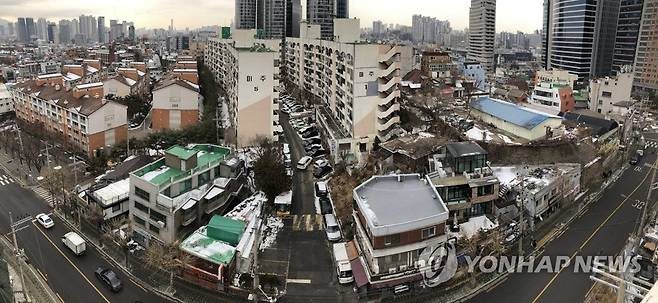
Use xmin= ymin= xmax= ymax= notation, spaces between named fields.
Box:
xmin=150 ymin=209 xmax=167 ymax=225
xmin=254 ymin=86 xmax=259 ymax=92
xmin=149 ymin=224 xmax=160 ymax=233
xmin=369 ymin=71 xmax=374 ymax=76
xmin=359 ymin=72 xmax=364 ymax=77
xmin=134 ymin=187 xmax=150 ymax=201
xmin=421 ymin=227 xmax=436 ymax=239
xmin=477 ymin=185 xmax=494 ymax=196
xmin=602 ymin=91 xmax=612 ymax=98
xmin=384 ymin=234 xmax=400 ymax=246
xmin=134 ymin=216 xmax=145 ymax=226
xmin=198 ymin=171 xmax=210 ymax=185
xmin=134 ymin=201 xmax=149 ymax=213
xmin=247 ymin=76 xmax=252 ymax=82
xmin=112 ymin=204 xmax=121 ymax=213
xmin=181 ymin=178 xmax=193 ymax=193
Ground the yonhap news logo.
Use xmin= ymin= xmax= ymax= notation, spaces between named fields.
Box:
xmin=420 ymin=242 xmax=459 ymax=288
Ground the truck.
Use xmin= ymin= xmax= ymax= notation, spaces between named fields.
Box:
xmin=61 ymin=232 xmax=86 ymax=256
xmin=333 ymin=243 xmax=354 ymax=284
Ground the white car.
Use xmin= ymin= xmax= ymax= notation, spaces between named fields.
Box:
xmin=36 ymin=213 xmax=54 ymax=229
xmin=283 ymin=143 xmax=290 ymax=155
xmin=297 ymin=156 xmax=313 ymax=170
xmin=324 ymin=214 xmax=342 ymax=242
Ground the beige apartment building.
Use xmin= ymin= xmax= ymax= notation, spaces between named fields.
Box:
xmin=205 ymin=29 xmax=280 ymax=147
xmin=285 ymin=19 xmax=412 ymax=163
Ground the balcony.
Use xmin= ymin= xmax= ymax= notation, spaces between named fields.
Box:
xmin=378 ymin=77 xmax=400 ymax=93
xmin=378 ymin=90 xmax=400 ymax=107
xmin=377 ymin=103 xmax=399 ymax=119
xmin=377 ymin=116 xmax=400 ymax=132
xmin=378 ymin=46 xmax=400 ymax=63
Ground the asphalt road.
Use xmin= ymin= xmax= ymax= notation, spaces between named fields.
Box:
xmin=278 ymin=113 xmax=355 ymax=303
xmin=0 ymin=169 xmax=166 ymax=303
xmin=470 ymin=136 xmax=658 ymax=303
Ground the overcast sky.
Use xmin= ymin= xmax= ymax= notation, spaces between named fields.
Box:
xmin=0 ymin=0 xmax=543 ymax=33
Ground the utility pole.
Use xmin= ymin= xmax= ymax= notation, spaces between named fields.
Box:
xmin=9 ymin=211 xmax=31 ymax=301
xmin=638 ymin=158 xmax=657 ymax=236
xmin=517 ymin=165 xmax=529 ymax=256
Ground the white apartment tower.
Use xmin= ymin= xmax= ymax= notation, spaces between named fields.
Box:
xmin=467 ymin=0 xmax=496 ymax=73
xmin=285 ymin=19 xmax=412 ymax=163
xmin=205 ymin=30 xmax=280 ymax=147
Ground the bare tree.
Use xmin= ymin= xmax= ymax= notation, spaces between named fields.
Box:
xmin=144 ymin=242 xmax=192 ymax=292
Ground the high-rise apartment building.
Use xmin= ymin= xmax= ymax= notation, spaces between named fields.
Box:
xmin=633 ymin=0 xmax=658 ymax=92
xmin=58 ymin=20 xmax=71 ymax=44
xmin=411 ymin=14 xmax=452 ymax=45
xmin=91 ymin=16 xmax=98 ymax=42
xmin=259 ymin=0 xmax=287 ymax=38
xmin=286 ymin=0 xmax=302 ymax=38
xmin=205 ymin=29 xmax=281 ymax=146
xmin=47 ymin=23 xmax=57 ymax=43
xmin=25 ymin=18 xmax=35 ymax=41
xmin=285 ymin=19 xmax=413 ymax=163
xmin=235 ymin=0 xmax=258 ymax=29
xmin=335 ymin=0 xmax=349 ymax=18
xmin=543 ymin=0 xmax=620 ymax=80
xmin=98 ymin=16 xmax=106 ymax=43
xmin=37 ymin=18 xmax=48 ymax=41
xmin=612 ymin=0 xmax=644 ymax=73
xmin=16 ymin=18 xmax=27 ymax=42
xmin=467 ymin=0 xmax=496 ymax=73
xmin=307 ymin=0 xmax=335 ymax=40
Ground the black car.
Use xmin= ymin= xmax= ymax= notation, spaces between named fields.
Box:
xmin=95 ymin=266 xmax=123 ymax=292
xmin=319 ymin=197 xmax=333 ymax=214
xmin=630 ymin=154 xmax=640 ymax=165
xmin=307 ymin=148 xmax=327 ymax=158
xmin=637 ymin=258 xmax=656 ymax=283
xmin=313 ymin=165 xmax=333 ymax=179
xmin=304 ymin=137 xmax=322 ymax=145
xmin=301 ymin=130 xmax=319 ymax=139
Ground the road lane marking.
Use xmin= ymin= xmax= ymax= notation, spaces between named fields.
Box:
xmin=36 ymin=268 xmax=47 ymax=281
xmin=531 ymin=158 xmax=657 ymax=303
xmin=56 ymin=292 xmax=64 ymax=303
xmin=129 ymin=278 xmax=147 ymax=292
xmin=286 ymin=278 xmax=311 ymax=284
xmin=305 ymin=215 xmax=312 ymax=231
xmin=31 ymin=221 xmax=112 ymax=303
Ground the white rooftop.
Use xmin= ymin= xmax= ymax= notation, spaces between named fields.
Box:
xmin=92 ymin=178 xmax=130 ymax=206
xmin=76 ymin=82 xmax=103 ymax=89
xmin=353 ymin=174 xmax=449 ymax=237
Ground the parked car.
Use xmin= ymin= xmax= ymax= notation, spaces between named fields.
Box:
xmin=304 ymin=143 xmax=323 ymax=152
xmin=315 ymin=181 xmax=328 ymax=197
xmin=297 ymin=156 xmax=313 ymax=170
xmin=36 ymin=213 xmax=54 ymax=229
xmin=313 ymin=164 xmax=333 ymax=178
xmin=323 ymin=214 xmax=342 ymax=241
xmin=319 ymin=197 xmax=333 ymax=215
xmin=308 ymin=148 xmax=327 ymax=158
xmin=301 ymin=130 xmax=319 ymax=139
xmin=283 ymin=143 xmax=290 ymax=155
xmin=95 ymin=266 xmax=123 ymax=292
xmin=298 ymin=125 xmax=316 ymax=133
xmin=630 ymin=154 xmax=640 ymax=165
xmin=314 ymin=159 xmax=330 ymax=169
xmin=303 ymin=136 xmax=322 ymax=143
xmin=637 ymin=258 xmax=656 ymax=283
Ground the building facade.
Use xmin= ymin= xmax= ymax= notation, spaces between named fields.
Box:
xmin=151 ymin=78 xmax=201 ymax=130
xmin=11 ymin=77 xmax=127 ymax=157
xmin=286 ymin=0 xmax=302 ymax=38
xmin=205 ymin=29 xmax=280 ymax=147
xmin=467 ymin=0 xmax=496 ymax=73
xmin=633 ymin=0 xmax=658 ymax=93
xmin=588 ymin=70 xmax=634 ymax=116
xmin=528 ymin=83 xmax=576 ymax=114
xmin=285 ymin=19 xmax=412 ymax=163
xmin=612 ymin=0 xmax=644 ymax=74
xmin=129 ymin=144 xmax=244 ymax=245
xmin=307 ymin=0 xmax=335 ymax=40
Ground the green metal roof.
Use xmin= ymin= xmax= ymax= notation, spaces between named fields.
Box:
xmin=166 ymin=146 xmax=198 ymax=160
xmin=180 ymin=225 xmax=237 ymax=266
xmin=207 ymin=215 xmax=246 ymax=246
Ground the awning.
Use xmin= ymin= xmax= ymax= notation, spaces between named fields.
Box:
xmin=181 ymin=199 xmax=197 ymax=211
xmin=204 ymin=187 xmax=225 ymax=200
xmin=346 ymin=240 xmax=358 ymax=261
xmin=351 ymin=258 xmax=369 ymax=288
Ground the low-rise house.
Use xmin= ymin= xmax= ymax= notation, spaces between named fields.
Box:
xmin=469 ymin=97 xmax=563 ymax=141
xmin=151 ymin=76 xmax=202 ymax=130
xmin=129 ymin=144 xmax=246 ymax=245
xmin=428 ymin=142 xmax=500 ymax=222
xmin=493 ymin=163 xmax=581 ymax=227
xmin=528 ymin=82 xmax=576 ymax=115
xmin=559 ymin=112 xmax=619 ymax=138
xmin=401 ymin=69 xmax=423 ymax=90
xmin=378 ymin=133 xmax=448 ymax=173
xmin=352 ymin=174 xmax=449 ymax=289
xmin=62 ymin=61 xmax=101 ymax=85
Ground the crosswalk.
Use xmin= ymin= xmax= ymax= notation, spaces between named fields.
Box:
xmin=0 ymin=174 xmax=15 ymax=186
xmin=291 ymin=214 xmax=324 ymax=232
xmin=646 ymin=141 xmax=658 ymax=149
xmin=32 ymin=186 xmax=54 ymax=206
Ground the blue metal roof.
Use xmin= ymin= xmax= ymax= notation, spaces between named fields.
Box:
xmin=470 ymin=97 xmax=561 ymax=130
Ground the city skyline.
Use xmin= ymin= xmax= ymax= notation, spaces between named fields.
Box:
xmin=0 ymin=0 xmax=543 ymax=32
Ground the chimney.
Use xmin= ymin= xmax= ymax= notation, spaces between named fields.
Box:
xmin=55 ymin=84 xmax=61 ymax=91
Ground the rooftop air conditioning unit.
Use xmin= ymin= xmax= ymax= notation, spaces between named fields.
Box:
xmin=388 ymin=268 xmax=397 ymax=274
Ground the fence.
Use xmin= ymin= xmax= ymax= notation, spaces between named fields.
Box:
xmin=0 ymin=238 xmax=59 ymax=303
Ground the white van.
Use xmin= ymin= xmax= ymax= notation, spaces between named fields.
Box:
xmin=333 ymin=243 xmax=354 ymax=284
xmin=61 ymin=232 xmax=86 ymax=256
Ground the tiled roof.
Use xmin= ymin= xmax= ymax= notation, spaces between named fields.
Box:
xmin=14 ymin=80 xmax=108 ymax=115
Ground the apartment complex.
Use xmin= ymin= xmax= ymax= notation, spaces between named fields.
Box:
xmin=428 ymin=142 xmax=500 ymax=221
xmin=129 ymin=144 xmax=245 ymax=245
xmin=467 ymin=0 xmax=496 ymax=73
xmin=285 ymin=19 xmax=412 ymax=163
xmin=205 ymin=29 xmax=280 ymax=147
xmin=352 ymin=174 xmax=449 ymax=288
xmin=151 ymin=77 xmax=201 ymax=130
xmin=634 ymin=0 xmax=658 ymax=93
xmin=11 ymin=76 xmax=127 ymax=157
xmin=588 ymin=70 xmax=634 ymax=116
xmin=0 ymin=84 xmax=13 ymax=115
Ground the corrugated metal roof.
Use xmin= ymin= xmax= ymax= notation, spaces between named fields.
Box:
xmin=470 ymin=97 xmax=561 ymax=130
